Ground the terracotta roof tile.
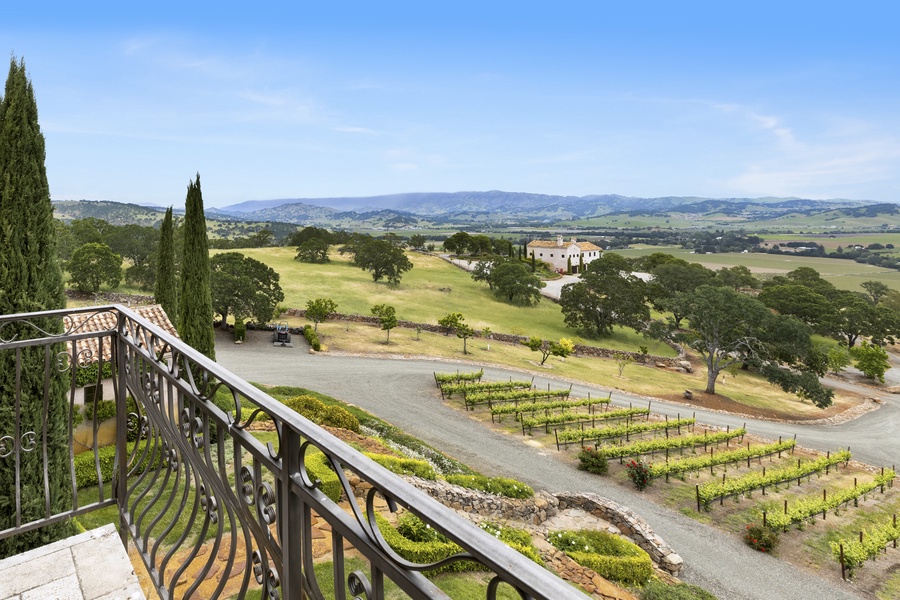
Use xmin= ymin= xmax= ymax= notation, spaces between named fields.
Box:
xmin=526 ymin=240 xmax=603 ymax=251
xmin=68 ymin=305 xmax=178 ymax=365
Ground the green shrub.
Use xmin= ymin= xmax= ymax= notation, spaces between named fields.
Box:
xmin=283 ymin=394 xmax=325 ymax=420
xmin=74 ymin=442 xmax=161 ymax=489
xmin=303 ymin=325 xmax=321 ymax=351
xmin=743 ymin=523 xmax=779 ymax=553
xmin=304 ymin=451 xmax=342 ymax=503
xmin=234 ymin=318 xmax=246 ymax=342
xmin=639 ymin=580 xmax=719 ymax=600
xmin=376 ymin=513 xmax=481 ymax=574
xmin=319 ymin=404 xmax=361 ymax=433
xmin=71 ymin=405 xmax=84 ymax=429
xmin=281 ymin=394 xmax=360 ymax=432
xmin=577 ymin=448 xmax=609 ymax=475
xmin=381 ymin=514 xmax=544 ymax=573
xmin=478 ymin=522 xmax=543 ymax=565
xmin=84 ymin=399 xmax=117 ymax=423
xmin=444 ymin=474 xmax=534 ymax=499
xmin=365 ymin=453 xmax=437 ymax=480
xmin=625 ymin=459 xmax=652 ymax=491
xmin=549 ymin=529 xmax=652 ymax=586
xmin=397 ymin=512 xmax=448 ymax=543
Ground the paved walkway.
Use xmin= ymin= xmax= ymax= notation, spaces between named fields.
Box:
xmin=0 ymin=525 xmax=143 ymax=600
xmin=215 ymin=330 xmax=876 ymax=600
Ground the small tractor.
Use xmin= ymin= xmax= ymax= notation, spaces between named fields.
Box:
xmin=272 ymin=322 xmax=293 ymax=347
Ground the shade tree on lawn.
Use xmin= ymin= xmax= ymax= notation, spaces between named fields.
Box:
xmin=489 ymin=260 xmax=544 ymax=306
xmin=668 ymin=285 xmax=833 ymax=407
xmin=295 ymin=237 xmax=330 ymax=263
xmin=354 ymin=238 xmax=413 ymax=284
xmin=209 ymin=251 xmax=285 ymax=325
xmin=559 ymin=254 xmax=649 ymax=338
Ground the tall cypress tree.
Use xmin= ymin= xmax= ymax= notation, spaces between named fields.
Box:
xmin=179 ymin=174 xmax=215 ymax=361
xmin=155 ymin=206 xmax=178 ymax=325
xmin=0 ymin=58 xmax=72 ymax=555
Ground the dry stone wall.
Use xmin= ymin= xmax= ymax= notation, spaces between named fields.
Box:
xmin=555 ymin=492 xmax=683 ymax=575
xmin=403 ymin=476 xmax=559 ymax=525
xmin=395 ymin=478 xmax=682 ymax=577
xmin=277 ymin=309 xmax=683 ymax=366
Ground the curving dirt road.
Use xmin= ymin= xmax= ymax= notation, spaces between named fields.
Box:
xmin=215 ymin=330 xmax=883 ymax=600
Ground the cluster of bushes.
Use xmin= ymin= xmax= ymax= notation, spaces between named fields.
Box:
xmin=281 ymin=394 xmax=361 ymax=433
xmin=444 ymin=474 xmax=534 ymax=499
xmin=303 ymin=325 xmax=321 ymax=351
xmin=548 ymin=529 xmax=652 ymax=586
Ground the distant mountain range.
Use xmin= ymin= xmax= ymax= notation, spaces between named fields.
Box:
xmin=219 ymin=191 xmax=864 ymax=220
xmin=53 ymin=192 xmax=894 ymax=230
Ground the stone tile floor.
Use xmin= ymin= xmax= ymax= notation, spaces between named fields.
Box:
xmin=0 ymin=524 xmax=144 ymax=600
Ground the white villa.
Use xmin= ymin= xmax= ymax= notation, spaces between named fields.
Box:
xmin=527 ymin=236 xmax=603 ymax=273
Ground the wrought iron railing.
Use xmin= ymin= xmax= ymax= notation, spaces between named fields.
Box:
xmin=0 ymin=305 xmax=590 ymax=600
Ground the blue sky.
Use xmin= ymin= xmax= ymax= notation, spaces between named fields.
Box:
xmin=3 ymin=2 xmax=899 ymax=207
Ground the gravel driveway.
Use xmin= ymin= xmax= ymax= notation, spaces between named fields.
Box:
xmin=215 ymin=330 xmax=877 ymax=600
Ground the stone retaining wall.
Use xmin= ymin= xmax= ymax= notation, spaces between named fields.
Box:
xmin=402 ymin=477 xmax=559 ymax=525
xmin=277 ymin=309 xmax=683 ymax=366
xmin=555 ymin=492 xmax=683 ymax=575
xmin=395 ymin=478 xmax=682 ymax=576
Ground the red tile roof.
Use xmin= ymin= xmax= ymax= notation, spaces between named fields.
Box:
xmin=68 ymin=305 xmax=178 ymax=365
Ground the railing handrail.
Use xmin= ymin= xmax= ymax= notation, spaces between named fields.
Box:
xmin=0 ymin=304 xmax=591 ymax=599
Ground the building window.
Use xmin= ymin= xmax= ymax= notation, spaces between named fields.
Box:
xmin=550 ymin=254 xmax=554 ymax=258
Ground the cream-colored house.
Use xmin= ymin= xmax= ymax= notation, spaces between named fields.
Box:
xmin=527 ymin=236 xmax=603 ymax=273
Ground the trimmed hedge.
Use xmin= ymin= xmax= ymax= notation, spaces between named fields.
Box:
xmin=365 ymin=453 xmax=437 ymax=480
xmin=376 ymin=513 xmax=481 ymax=574
xmin=303 ymin=325 xmax=321 ymax=351
xmin=444 ymin=474 xmax=534 ymax=499
xmin=549 ymin=529 xmax=652 ymax=586
xmin=379 ymin=514 xmax=542 ymax=575
xmin=478 ymin=521 xmax=543 ymax=565
xmin=305 ymin=451 xmax=342 ymax=503
xmin=74 ymin=442 xmax=161 ymax=489
xmin=282 ymin=394 xmax=361 ymax=433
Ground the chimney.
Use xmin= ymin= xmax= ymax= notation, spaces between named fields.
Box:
xmin=556 ymin=235 xmax=563 ymax=247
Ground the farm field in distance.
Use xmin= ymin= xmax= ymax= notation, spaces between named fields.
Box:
xmin=610 ymin=246 xmax=900 ymax=292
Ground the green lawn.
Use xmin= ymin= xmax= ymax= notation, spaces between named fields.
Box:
xmin=213 ymin=247 xmax=669 ymax=352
